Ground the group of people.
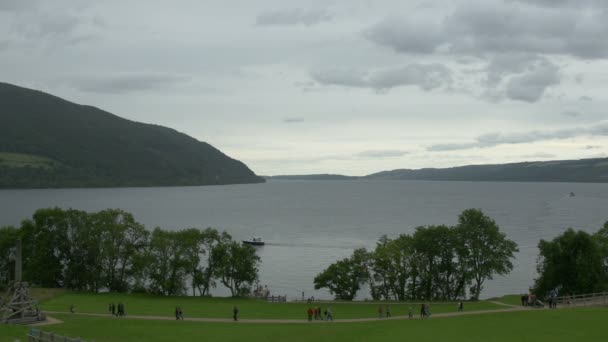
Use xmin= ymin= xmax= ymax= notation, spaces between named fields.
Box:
xmin=377 ymin=304 xmax=391 ymax=318
xmin=420 ymin=303 xmax=431 ymax=318
xmin=306 ymin=306 xmax=333 ymax=321
xmin=521 ymin=288 xmax=560 ymax=308
xmin=108 ymin=302 xmax=126 ymax=317
xmin=175 ymin=306 xmax=184 ymax=320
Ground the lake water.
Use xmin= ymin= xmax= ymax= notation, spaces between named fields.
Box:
xmin=1 ymin=180 xmax=607 ymax=300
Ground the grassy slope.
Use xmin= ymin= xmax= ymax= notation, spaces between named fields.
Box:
xmin=0 ymin=152 xmax=59 ymax=169
xmin=2 ymin=308 xmax=606 ymax=342
xmin=40 ymin=293 xmax=504 ymax=319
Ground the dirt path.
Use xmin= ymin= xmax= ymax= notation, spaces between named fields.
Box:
xmin=45 ymin=307 xmax=526 ymax=324
xmin=31 ymin=316 xmax=64 ymax=326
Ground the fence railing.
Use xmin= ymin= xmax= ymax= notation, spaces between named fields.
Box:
xmin=27 ymin=328 xmax=93 ymax=342
xmin=555 ymin=292 xmax=608 ymax=307
xmin=266 ymin=295 xmax=287 ymax=303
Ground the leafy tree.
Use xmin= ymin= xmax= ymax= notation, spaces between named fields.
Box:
xmin=146 ymin=228 xmax=193 ymax=295
xmin=193 ymin=228 xmax=229 ymax=296
xmin=534 ymin=228 xmax=606 ymax=295
xmin=369 ymin=235 xmax=416 ymax=300
xmin=210 ymin=237 xmax=260 ymax=296
xmin=314 ymin=248 xmax=369 ymax=300
xmin=412 ymin=225 xmax=467 ymax=301
xmin=456 ymin=209 xmax=518 ymax=300
xmin=94 ymin=209 xmax=148 ymax=292
xmin=20 ymin=208 xmax=74 ymax=287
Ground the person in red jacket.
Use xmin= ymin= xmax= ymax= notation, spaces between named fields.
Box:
xmin=307 ymin=307 xmax=313 ymax=321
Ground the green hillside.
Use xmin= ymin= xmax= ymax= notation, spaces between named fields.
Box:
xmin=0 ymin=82 xmax=264 ymax=188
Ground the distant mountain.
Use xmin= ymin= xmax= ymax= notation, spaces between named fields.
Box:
xmin=266 ymin=174 xmax=358 ymax=181
xmin=0 ymin=82 xmax=265 ymax=188
xmin=366 ymin=158 xmax=608 ymax=183
xmin=269 ymin=158 xmax=608 ymax=183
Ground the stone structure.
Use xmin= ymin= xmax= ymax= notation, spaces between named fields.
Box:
xmin=1 ymin=239 xmax=46 ymax=324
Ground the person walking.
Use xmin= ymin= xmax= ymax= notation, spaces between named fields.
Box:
xmin=175 ymin=307 xmax=180 ymax=320
xmin=233 ymin=305 xmax=239 ymax=321
xmin=378 ymin=305 xmax=383 ymax=319
xmin=111 ymin=303 xmax=116 ymax=316
xmin=420 ymin=303 xmax=425 ymax=318
xmin=386 ymin=304 xmax=391 ymax=318
xmin=325 ymin=307 xmax=333 ymax=321
xmin=179 ymin=307 xmax=184 ymax=320
xmin=458 ymin=301 xmax=464 ymax=312
xmin=408 ymin=306 xmax=413 ymax=319
xmin=307 ymin=307 xmax=313 ymax=321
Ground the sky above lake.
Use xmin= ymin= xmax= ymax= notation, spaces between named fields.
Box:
xmin=1 ymin=0 xmax=607 ymax=176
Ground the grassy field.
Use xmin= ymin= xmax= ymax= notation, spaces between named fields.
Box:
xmin=40 ymin=292 xmax=506 ymax=319
xmin=0 ymin=152 xmax=59 ymax=169
xmin=1 ymin=307 xmax=606 ymax=342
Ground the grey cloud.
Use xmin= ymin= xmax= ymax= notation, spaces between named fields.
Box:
xmin=483 ymin=53 xmax=541 ymax=86
xmin=507 ymin=0 xmax=607 ymax=8
xmin=356 ymin=150 xmax=409 ymax=158
xmin=13 ymin=12 xmax=81 ymax=39
xmin=504 ymin=60 xmax=560 ymax=102
xmin=0 ymin=0 xmax=38 ymax=11
xmin=584 ymin=145 xmax=601 ymax=150
xmin=311 ymin=64 xmax=452 ymax=92
xmin=72 ymin=73 xmax=191 ymax=94
xmin=283 ymin=117 xmax=305 ymax=123
xmin=562 ymin=110 xmax=581 ymax=117
xmin=364 ymin=14 xmax=444 ymax=54
xmin=256 ymin=9 xmax=332 ymax=27
xmin=366 ymin=2 xmax=608 ymax=59
xmin=428 ymin=121 xmax=608 ymax=151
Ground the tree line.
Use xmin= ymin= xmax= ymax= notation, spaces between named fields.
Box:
xmin=0 ymin=208 xmax=260 ymax=296
xmin=314 ymin=209 xmax=519 ymax=301
xmin=533 ymin=222 xmax=608 ymax=296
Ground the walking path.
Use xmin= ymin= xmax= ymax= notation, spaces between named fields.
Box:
xmin=45 ymin=306 xmax=526 ymax=324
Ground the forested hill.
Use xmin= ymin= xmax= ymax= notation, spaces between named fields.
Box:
xmin=0 ymin=82 xmax=265 ymax=188
xmin=267 ymin=158 xmax=608 ymax=183
xmin=365 ymin=158 xmax=608 ymax=183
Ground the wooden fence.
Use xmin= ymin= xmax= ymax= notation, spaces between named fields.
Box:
xmin=27 ymin=328 xmax=92 ymax=342
xmin=266 ymin=295 xmax=287 ymax=303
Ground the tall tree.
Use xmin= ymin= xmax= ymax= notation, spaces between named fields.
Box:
xmin=314 ymin=248 xmax=369 ymax=301
xmin=535 ymin=228 xmax=606 ymax=295
xmin=210 ymin=238 xmax=260 ymax=296
xmin=94 ymin=209 xmax=148 ymax=292
xmin=370 ymin=235 xmax=417 ymax=300
xmin=456 ymin=209 xmax=518 ymax=300
xmin=146 ymin=228 xmax=192 ymax=295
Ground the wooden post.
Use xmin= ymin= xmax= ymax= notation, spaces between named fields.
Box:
xmin=15 ymin=239 xmax=22 ymax=283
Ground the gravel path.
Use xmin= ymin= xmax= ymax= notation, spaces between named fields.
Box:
xmin=44 ymin=306 xmax=526 ymax=324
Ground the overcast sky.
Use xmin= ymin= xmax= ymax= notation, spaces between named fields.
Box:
xmin=1 ymin=0 xmax=607 ymax=176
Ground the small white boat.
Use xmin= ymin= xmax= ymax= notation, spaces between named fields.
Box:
xmin=243 ymin=237 xmax=264 ymax=246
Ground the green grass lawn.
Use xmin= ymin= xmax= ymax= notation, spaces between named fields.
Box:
xmin=0 ymin=152 xmax=59 ymax=169
xmin=487 ymin=294 xmax=523 ymax=306
xmin=2 ymin=307 xmax=606 ymax=342
xmin=40 ymin=292 xmax=505 ymax=319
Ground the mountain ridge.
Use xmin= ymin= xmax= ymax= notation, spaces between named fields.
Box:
xmin=267 ymin=157 xmax=608 ymax=183
xmin=0 ymin=82 xmax=265 ymax=188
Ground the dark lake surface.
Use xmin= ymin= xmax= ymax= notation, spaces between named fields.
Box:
xmin=1 ymin=180 xmax=606 ymax=299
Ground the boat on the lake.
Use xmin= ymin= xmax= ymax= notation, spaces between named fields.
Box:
xmin=243 ymin=237 xmax=264 ymax=246
xmin=569 ymin=192 xmax=576 ymax=197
